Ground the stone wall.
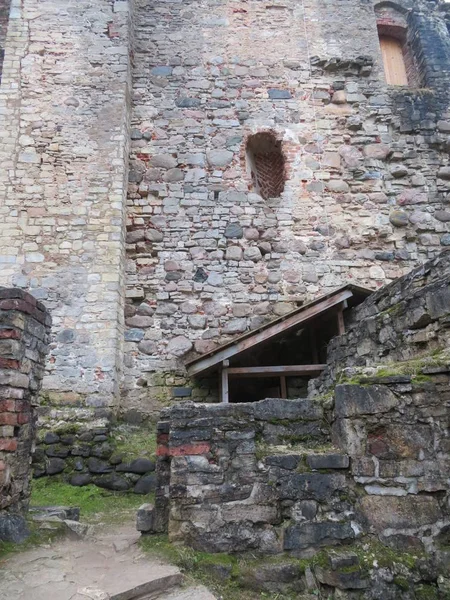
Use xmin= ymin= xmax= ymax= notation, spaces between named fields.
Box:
xmin=123 ymin=0 xmax=450 ymax=417
xmin=32 ymin=424 xmax=156 ymax=495
xmin=313 ymin=249 xmax=450 ymax=393
xmin=0 ymin=0 xmax=133 ymax=414
xmin=0 ymin=288 xmax=51 ymax=541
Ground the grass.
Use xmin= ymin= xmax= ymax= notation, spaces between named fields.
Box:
xmin=31 ymin=478 xmax=149 ymax=523
xmin=112 ymin=426 xmax=157 ymax=462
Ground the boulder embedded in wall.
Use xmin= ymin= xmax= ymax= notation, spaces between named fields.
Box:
xmin=358 ymin=495 xmax=443 ymax=531
xmin=334 ymin=385 xmax=398 ymax=418
xmin=166 ymin=336 xmax=193 ymax=357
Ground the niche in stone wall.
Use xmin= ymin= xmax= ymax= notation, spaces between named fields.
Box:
xmin=375 ymin=2 xmax=422 ymax=87
xmin=245 ymin=132 xmax=286 ymax=200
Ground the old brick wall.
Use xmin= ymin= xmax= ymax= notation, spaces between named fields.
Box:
xmin=123 ymin=0 xmax=450 ymax=418
xmin=0 ymin=288 xmax=51 ymax=537
xmin=0 ymin=0 xmax=133 ymax=416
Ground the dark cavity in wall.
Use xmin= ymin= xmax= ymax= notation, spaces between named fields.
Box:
xmin=245 ymin=132 xmax=286 ymax=200
xmin=0 ymin=0 xmax=11 ymax=83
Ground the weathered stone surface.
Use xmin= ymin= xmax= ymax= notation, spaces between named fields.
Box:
xmin=315 ymin=566 xmax=369 ymax=589
xmin=306 ymin=454 xmax=349 ymax=470
xmin=283 ymin=522 xmax=354 ymax=550
xmin=116 ymin=458 xmax=155 ymax=474
xmin=0 ymin=513 xmax=30 ymax=543
xmin=134 ymin=474 xmax=156 ymax=494
xmin=94 ymin=473 xmax=130 ymax=492
xmin=334 ymin=385 xmax=398 ymax=417
xmin=358 ymin=495 xmax=443 ymax=531
xmin=136 ymin=503 xmax=155 ymax=532
xmin=206 ymin=150 xmax=234 ymax=167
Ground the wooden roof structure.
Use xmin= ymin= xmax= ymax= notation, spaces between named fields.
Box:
xmin=186 ymin=285 xmax=372 ymax=390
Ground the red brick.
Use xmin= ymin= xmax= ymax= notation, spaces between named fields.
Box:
xmin=157 ymin=442 xmax=210 ymax=457
xmin=0 ymin=413 xmax=18 ymax=426
xmin=0 ymin=399 xmax=16 ymax=412
xmin=17 ymin=412 xmax=30 ymax=425
xmin=0 ymin=358 xmax=20 ymax=370
xmin=0 ymin=329 xmax=21 ymax=340
xmin=0 ymin=438 xmax=18 ymax=452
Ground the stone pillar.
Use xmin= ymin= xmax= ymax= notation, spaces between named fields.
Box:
xmin=0 ymin=288 xmax=51 ymax=542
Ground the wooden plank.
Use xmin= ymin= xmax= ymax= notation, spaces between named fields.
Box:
xmin=379 ymin=35 xmax=408 ymax=86
xmin=280 ymin=376 xmax=287 ymax=399
xmin=221 ymin=361 xmax=229 ymax=404
xmin=227 ymin=365 xmax=327 ymax=377
xmin=187 ymin=289 xmax=353 ymax=376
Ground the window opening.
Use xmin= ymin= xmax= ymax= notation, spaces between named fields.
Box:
xmin=245 ymin=132 xmax=286 ymax=200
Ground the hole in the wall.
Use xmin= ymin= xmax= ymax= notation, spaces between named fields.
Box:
xmin=245 ymin=132 xmax=286 ymax=200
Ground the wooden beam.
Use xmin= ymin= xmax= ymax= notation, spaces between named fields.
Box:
xmin=187 ymin=289 xmax=353 ymax=376
xmin=227 ymin=365 xmax=327 ymax=377
xmin=221 ymin=360 xmax=229 ymax=404
xmin=280 ymin=376 xmax=287 ymax=399
xmin=337 ymin=305 xmax=345 ymax=336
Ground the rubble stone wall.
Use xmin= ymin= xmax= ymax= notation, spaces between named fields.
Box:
xmin=0 ymin=288 xmax=51 ymax=520
xmin=0 ymin=0 xmax=133 ymax=415
xmin=123 ymin=0 xmax=450 ymax=418
xmin=314 ymin=249 xmax=450 ymax=392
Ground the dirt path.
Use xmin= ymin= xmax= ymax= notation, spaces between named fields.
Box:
xmin=0 ymin=524 xmax=215 ymax=600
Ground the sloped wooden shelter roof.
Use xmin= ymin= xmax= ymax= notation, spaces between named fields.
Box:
xmin=186 ymin=284 xmax=372 ymax=377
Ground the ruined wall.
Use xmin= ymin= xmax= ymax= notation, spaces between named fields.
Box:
xmin=124 ymin=0 xmax=450 ymax=418
xmin=0 ymin=288 xmax=51 ymax=541
xmin=314 ymin=249 xmax=450 ymax=393
xmin=0 ymin=0 xmax=133 ymax=416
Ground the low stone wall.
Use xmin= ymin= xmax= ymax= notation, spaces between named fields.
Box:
xmin=32 ymin=424 xmax=156 ymax=495
xmin=153 ymin=387 xmax=449 ymax=562
xmin=0 ymin=288 xmax=51 ymax=541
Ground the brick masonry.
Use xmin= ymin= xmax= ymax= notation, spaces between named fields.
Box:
xmin=0 ymin=288 xmax=51 ymax=523
xmin=1 ymin=0 xmax=450 ymax=418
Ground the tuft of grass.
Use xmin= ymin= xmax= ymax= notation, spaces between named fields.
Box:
xmin=31 ymin=478 xmax=147 ymax=523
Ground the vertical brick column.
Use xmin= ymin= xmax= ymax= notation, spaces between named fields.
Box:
xmin=0 ymin=288 xmax=51 ymax=540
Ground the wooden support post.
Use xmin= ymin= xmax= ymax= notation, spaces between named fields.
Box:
xmin=280 ymin=376 xmax=287 ymax=399
xmin=221 ymin=360 xmax=229 ymax=404
xmin=310 ymin=327 xmax=319 ymax=364
xmin=337 ymin=306 xmax=345 ymax=336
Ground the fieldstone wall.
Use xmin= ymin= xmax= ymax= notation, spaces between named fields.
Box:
xmin=0 ymin=0 xmax=133 ymax=414
xmin=123 ymin=0 xmax=450 ymax=418
xmin=0 ymin=288 xmax=51 ymax=541
xmin=32 ymin=424 xmax=156 ymax=495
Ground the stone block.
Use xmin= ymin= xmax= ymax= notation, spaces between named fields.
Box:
xmin=314 ymin=566 xmax=369 ymax=590
xmin=137 ymin=503 xmax=155 ymax=533
xmin=306 ymin=454 xmax=349 ymax=470
xmin=283 ymin=522 xmax=354 ymax=551
xmin=358 ymin=495 xmax=443 ymax=531
xmin=0 ymin=513 xmax=30 ymax=543
xmin=334 ymin=385 xmax=398 ymax=418
xmin=277 ymin=472 xmax=346 ymax=501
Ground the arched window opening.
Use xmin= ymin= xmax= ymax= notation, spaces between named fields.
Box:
xmin=375 ymin=3 xmax=422 ymax=87
xmin=245 ymin=132 xmax=286 ymax=200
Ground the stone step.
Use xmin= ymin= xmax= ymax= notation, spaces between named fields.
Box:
xmin=149 ymin=585 xmax=217 ymax=600
xmin=108 ymin=571 xmax=183 ymax=600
